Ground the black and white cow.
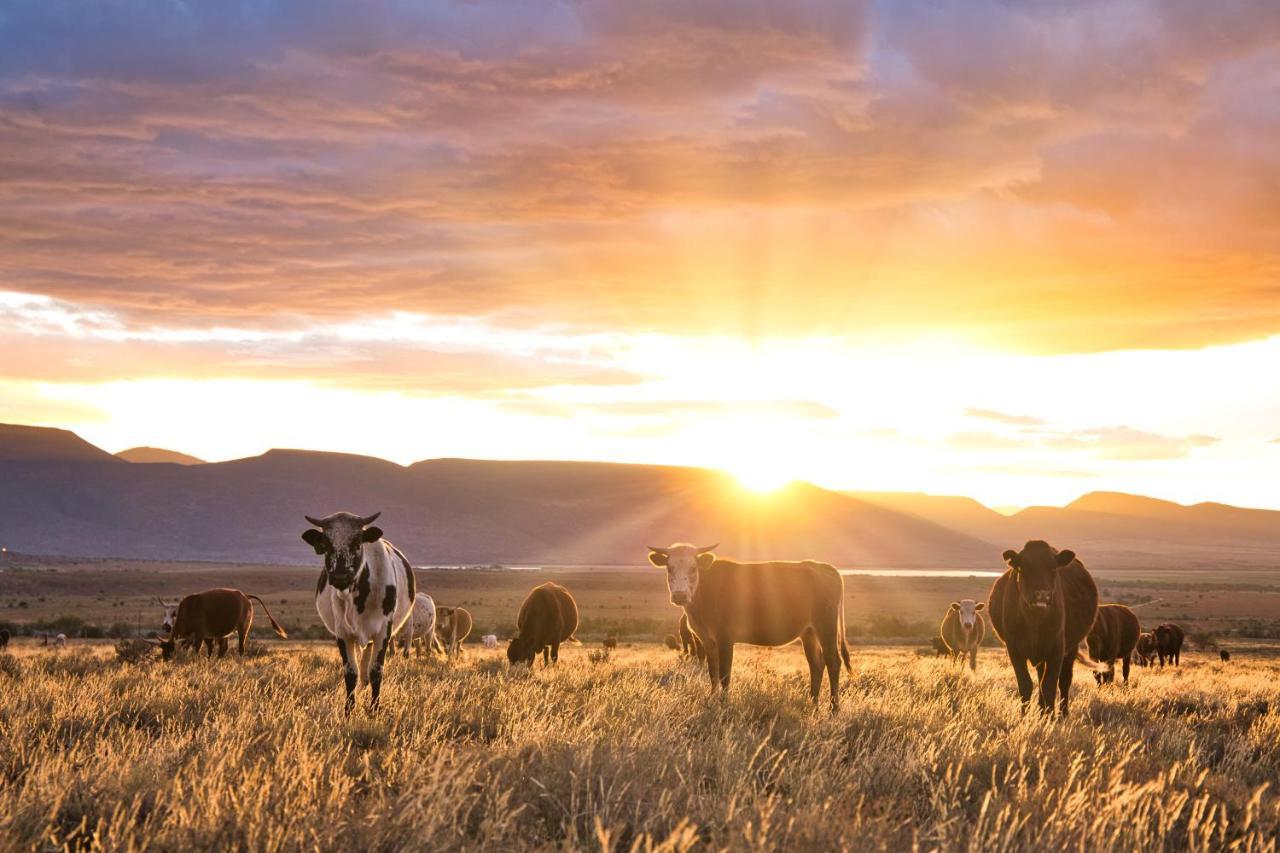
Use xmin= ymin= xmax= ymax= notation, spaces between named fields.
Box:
xmin=301 ymin=511 xmax=415 ymax=712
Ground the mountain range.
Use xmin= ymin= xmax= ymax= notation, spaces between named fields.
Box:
xmin=0 ymin=423 xmax=1275 ymax=569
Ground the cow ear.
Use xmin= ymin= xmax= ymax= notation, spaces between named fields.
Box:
xmin=648 ymin=550 xmax=668 ymax=568
xmin=362 ymin=525 xmax=384 ymax=543
xmin=1055 ymin=549 xmax=1076 ymax=567
xmin=949 ymin=602 xmax=960 ymax=611
xmin=1002 ymin=549 xmax=1019 ymax=567
xmin=696 ymin=552 xmax=715 ymax=570
xmin=975 ymin=602 xmax=985 ymax=611
xmin=301 ymin=529 xmax=328 ymax=554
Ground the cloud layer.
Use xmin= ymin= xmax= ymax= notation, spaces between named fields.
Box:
xmin=2 ymin=0 xmax=1278 ymax=351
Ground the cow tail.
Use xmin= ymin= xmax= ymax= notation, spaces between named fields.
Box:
xmin=246 ymin=594 xmax=289 ymax=639
xmin=839 ymin=604 xmax=852 ymax=672
xmin=1074 ymin=648 xmax=1109 ymax=672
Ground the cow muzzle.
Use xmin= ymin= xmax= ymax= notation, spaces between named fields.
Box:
xmin=671 ymin=592 xmax=690 ymax=606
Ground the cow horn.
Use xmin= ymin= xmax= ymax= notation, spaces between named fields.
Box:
xmin=696 ymin=543 xmax=719 ymax=554
xmin=304 ymin=514 xmax=326 ymax=527
xmin=361 ymin=511 xmax=381 ymax=526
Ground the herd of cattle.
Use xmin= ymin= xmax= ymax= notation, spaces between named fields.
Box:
xmin=15 ymin=511 xmax=1223 ymax=717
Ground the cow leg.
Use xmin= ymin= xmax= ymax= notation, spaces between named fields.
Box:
xmin=702 ymin=639 xmax=721 ymax=691
xmin=336 ymin=638 xmax=358 ymax=713
xmin=1122 ymin=654 xmax=1131 ymax=684
xmin=369 ymin=623 xmax=393 ymax=711
xmin=218 ymin=637 xmax=229 ymax=658
xmin=968 ymin=646 xmax=977 ymax=672
xmin=1008 ymin=651 xmax=1035 ymax=709
xmin=717 ymin=642 xmax=734 ymax=693
xmin=800 ymin=628 xmax=824 ymax=706
xmin=1039 ymin=655 xmax=1062 ymax=714
xmin=1056 ymin=653 xmax=1076 ymax=716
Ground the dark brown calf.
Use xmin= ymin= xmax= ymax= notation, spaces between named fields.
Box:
xmin=663 ymin=634 xmax=681 ymax=650
xmin=1135 ymin=632 xmax=1156 ymax=666
xmin=988 ymin=541 xmax=1100 ymax=716
xmin=151 ymin=588 xmax=286 ymax=660
xmin=602 ymin=635 xmax=618 ymax=649
xmin=507 ymin=582 xmax=580 ymax=666
xmin=1220 ymin=649 xmax=1231 ymax=662
xmin=650 ymin=544 xmax=851 ymax=710
xmin=1086 ymin=604 xmax=1140 ymax=685
xmin=931 ymin=636 xmax=951 ymax=658
xmin=1154 ymin=623 xmax=1184 ymax=666
xmin=0 ymin=628 xmax=9 ymax=649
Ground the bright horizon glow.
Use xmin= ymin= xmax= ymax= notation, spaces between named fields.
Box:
xmin=2 ymin=2 xmax=1278 ymax=512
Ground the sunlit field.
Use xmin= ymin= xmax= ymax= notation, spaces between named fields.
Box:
xmin=3 ymin=642 xmax=1277 ymax=851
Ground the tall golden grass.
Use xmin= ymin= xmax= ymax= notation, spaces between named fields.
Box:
xmin=0 ymin=643 xmax=1276 ymax=851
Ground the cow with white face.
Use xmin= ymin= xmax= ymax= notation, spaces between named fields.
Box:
xmin=649 ymin=542 xmax=852 ymax=710
xmin=940 ymin=599 xmax=986 ymax=671
xmin=302 ymin=511 xmax=415 ymax=712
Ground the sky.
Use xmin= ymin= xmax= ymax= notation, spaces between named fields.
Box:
xmin=1 ymin=0 xmax=1279 ymax=509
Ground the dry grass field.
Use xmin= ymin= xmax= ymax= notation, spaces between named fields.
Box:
xmin=2 ymin=641 xmax=1278 ymax=851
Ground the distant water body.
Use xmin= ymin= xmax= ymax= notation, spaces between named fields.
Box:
xmin=419 ymin=565 xmax=1001 ymax=577
xmin=839 ymin=568 xmax=1002 ymax=578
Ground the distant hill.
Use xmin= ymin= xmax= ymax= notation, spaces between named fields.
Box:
xmin=0 ymin=425 xmax=995 ymax=567
xmin=0 ymin=423 xmax=122 ymax=464
xmin=2 ymin=424 xmax=1277 ymax=569
xmin=116 ymin=446 xmax=206 ymax=465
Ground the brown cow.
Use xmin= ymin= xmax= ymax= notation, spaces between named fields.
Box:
xmin=603 ymin=635 xmax=618 ymax=649
xmin=679 ymin=612 xmax=706 ymax=662
xmin=435 ymin=606 xmax=473 ymax=657
xmin=1134 ymin=631 xmax=1156 ymax=666
xmin=649 ymin=544 xmax=851 ymax=710
xmin=1154 ymin=623 xmax=1184 ymax=667
xmin=149 ymin=588 xmax=287 ymax=660
xmin=1087 ymin=604 xmax=1141 ymax=685
xmin=931 ymin=636 xmax=952 ymax=658
xmin=0 ymin=628 xmax=9 ymax=649
xmin=940 ymin=599 xmax=986 ymax=671
xmin=1220 ymin=649 xmax=1231 ymax=662
xmin=663 ymin=634 xmax=681 ymax=650
xmin=507 ymin=582 xmax=580 ymax=666
xmin=988 ymin=541 xmax=1100 ymax=716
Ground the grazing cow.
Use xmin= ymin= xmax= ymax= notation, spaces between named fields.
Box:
xmin=302 ymin=511 xmax=415 ymax=712
xmin=1087 ymin=604 xmax=1141 ymax=685
xmin=663 ymin=634 xmax=681 ymax=650
xmin=436 ymin=606 xmax=474 ymax=657
xmin=482 ymin=634 xmax=498 ymax=649
xmin=1135 ymin=632 xmax=1156 ymax=666
xmin=507 ymin=582 xmax=580 ymax=666
xmin=988 ymin=541 xmax=1100 ymax=716
xmin=1154 ymin=623 xmax=1184 ymax=667
xmin=151 ymin=589 xmax=287 ymax=660
xmin=649 ymin=544 xmax=852 ymax=710
xmin=0 ymin=628 xmax=9 ymax=649
xmin=941 ymin=600 xmax=986 ymax=671
xmin=603 ymin=635 xmax=618 ymax=649
xmin=679 ymin=613 xmax=706 ymax=662
xmin=1220 ymin=649 xmax=1230 ymax=662
xmin=400 ymin=593 xmax=444 ymax=657
xmin=53 ymin=633 xmax=66 ymax=648
xmin=931 ymin=636 xmax=952 ymax=658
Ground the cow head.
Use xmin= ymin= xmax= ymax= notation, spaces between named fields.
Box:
xmin=949 ymin=599 xmax=985 ymax=629
xmin=648 ymin=543 xmax=717 ymax=607
xmin=301 ymin=511 xmax=383 ymax=591
xmin=155 ymin=597 xmax=180 ymax=634
xmin=143 ymin=631 xmax=178 ymax=661
xmin=1002 ymin=541 xmax=1075 ymax=611
xmin=506 ymin=635 xmax=535 ymax=666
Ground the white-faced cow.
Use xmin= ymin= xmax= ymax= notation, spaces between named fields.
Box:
xmin=302 ymin=511 xmax=415 ymax=712
xmin=400 ymin=592 xmax=444 ymax=657
xmin=154 ymin=590 xmax=286 ymax=659
xmin=648 ymin=543 xmax=851 ymax=710
xmin=941 ymin=599 xmax=986 ymax=671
